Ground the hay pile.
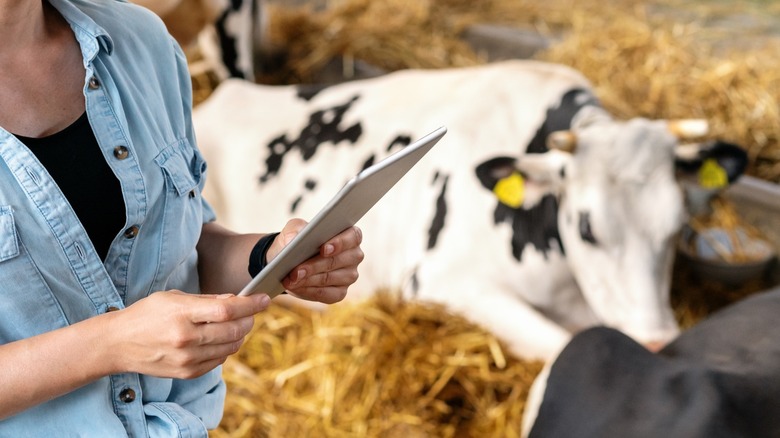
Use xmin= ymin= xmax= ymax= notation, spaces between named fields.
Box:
xmin=212 ymin=293 xmax=543 ymax=437
xmin=259 ymin=0 xmax=780 ymax=183
xmin=260 ymin=0 xmax=613 ymax=80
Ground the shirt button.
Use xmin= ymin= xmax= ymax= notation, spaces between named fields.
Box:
xmin=113 ymin=146 xmax=129 ymax=160
xmin=124 ymin=225 xmax=139 ymax=239
xmin=106 ymin=306 xmax=120 ymax=312
xmin=88 ymin=76 xmax=100 ymax=90
xmin=119 ymin=388 xmax=136 ymax=403
xmin=189 ymin=190 xmax=196 ymax=199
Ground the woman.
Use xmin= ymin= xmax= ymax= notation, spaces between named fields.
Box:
xmin=0 ymin=0 xmax=363 ymax=436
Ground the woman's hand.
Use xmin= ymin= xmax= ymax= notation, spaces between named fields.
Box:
xmin=107 ymin=291 xmax=270 ymax=379
xmin=267 ymin=219 xmax=364 ymax=304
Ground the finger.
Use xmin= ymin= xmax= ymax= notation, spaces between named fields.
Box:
xmin=290 ymin=247 xmax=364 ymax=284
xmin=321 ymin=226 xmax=363 ymax=257
xmin=186 ymin=293 xmax=235 ymax=299
xmin=280 ymin=219 xmax=307 ymax=247
xmin=288 ymin=266 xmax=359 ymax=290
xmin=197 ymin=339 xmax=245 ymax=362
xmin=285 ymin=285 xmax=349 ymax=304
xmin=195 ymin=315 xmax=256 ymax=345
xmin=189 ymin=294 xmax=270 ymax=324
xmin=268 ymin=218 xmax=308 ymax=261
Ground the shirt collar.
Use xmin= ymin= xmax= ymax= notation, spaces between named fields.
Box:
xmin=47 ymin=0 xmax=114 ymax=62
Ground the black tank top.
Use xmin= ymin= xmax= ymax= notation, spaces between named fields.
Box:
xmin=15 ymin=112 xmax=126 ymax=261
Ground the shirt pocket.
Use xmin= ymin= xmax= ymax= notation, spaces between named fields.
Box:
xmin=0 ymin=206 xmax=19 ymax=262
xmin=156 ymin=140 xmax=204 ymax=198
xmin=152 ymin=139 xmax=207 ymax=290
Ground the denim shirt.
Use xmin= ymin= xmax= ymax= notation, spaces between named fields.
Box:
xmin=0 ymin=1 xmax=223 ymax=436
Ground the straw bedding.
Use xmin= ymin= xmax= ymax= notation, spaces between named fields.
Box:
xmin=211 ymin=293 xmax=543 ymax=437
xmin=199 ymin=1 xmax=779 ymax=435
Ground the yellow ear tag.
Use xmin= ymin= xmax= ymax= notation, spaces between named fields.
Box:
xmin=494 ymin=172 xmax=525 ymax=208
xmin=698 ymin=158 xmax=728 ymax=189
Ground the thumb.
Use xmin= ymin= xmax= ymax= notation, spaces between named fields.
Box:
xmin=268 ymin=218 xmax=308 ymax=261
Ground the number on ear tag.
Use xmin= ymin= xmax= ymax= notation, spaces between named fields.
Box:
xmin=698 ymin=158 xmax=728 ymax=189
xmin=494 ymin=172 xmax=525 ymax=208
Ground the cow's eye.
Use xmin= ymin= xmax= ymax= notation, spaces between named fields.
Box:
xmin=579 ymin=212 xmax=598 ymax=245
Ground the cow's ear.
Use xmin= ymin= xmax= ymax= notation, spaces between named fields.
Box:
xmin=476 ymin=152 xmax=570 ymax=209
xmin=676 ymin=140 xmax=749 ymax=214
xmin=675 ymin=140 xmax=749 ymax=189
xmin=476 ymin=157 xmax=516 ymax=189
xmin=476 ymin=157 xmax=527 ymax=208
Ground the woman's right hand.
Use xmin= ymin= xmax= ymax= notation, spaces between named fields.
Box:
xmin=106 ymin=291 xmax=270 ymax=379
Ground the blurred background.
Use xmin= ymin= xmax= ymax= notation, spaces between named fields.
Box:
xmin=152 ymin=0 xmax=780 ymax=435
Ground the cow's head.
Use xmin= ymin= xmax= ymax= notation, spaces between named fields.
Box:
xmin=477 ymin=117 xmax=747 ymax=348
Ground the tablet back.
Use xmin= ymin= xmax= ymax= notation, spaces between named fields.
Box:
xmin=239 ymin=126 xmax=447 ymax=297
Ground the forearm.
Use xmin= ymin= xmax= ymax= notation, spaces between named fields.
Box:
xmin=0 ymin=314 xmax=116 ymax=419
xmin=0 ymin=288 xmax=271 ymax=420
xmin=197 ymin=222 xmax=263 ymax=294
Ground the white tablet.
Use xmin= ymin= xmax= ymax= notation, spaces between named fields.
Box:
xmin=238 ymin=126 xmax=447 ymax=297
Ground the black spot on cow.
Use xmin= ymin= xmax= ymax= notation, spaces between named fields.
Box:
xmin=359 ymin=135 xmax=412 ymax=174
xmin=428 ymin=172 xmax=449 ymax=250
xmin=410 ymin=269 xmax=420 ymax=296
xmin=296 ymin=84 xmax=333 ymax=101
xmin=475 ymin=157 xmax=563 ymax=261
xmin=578 ymin=212 xmax=598 ymax=245
xmin=213 ymin=0 xmax=260 ymax=79
xmin=361 ymin=154 xmax=376 ymax=173
xmin=526 ymin=88 xmax=602 ymax=154
xmin=214 ymin=20 xmax=241 ymax=78
xmin=386 ymin=135 xmax=412 ymax=153
xmin=290 ymin=179 xmax=319 ymax=213
xmin=501 ymin=195 xmax=562 ymax=260
xmin=290 ymin=195 xmax=302 ymax=214
xmin=260 ymin=95 xmax=363 ymax=183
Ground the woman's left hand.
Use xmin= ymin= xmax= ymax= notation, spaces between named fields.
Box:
xmin=267 ymin=219 xmax=364 ymax=304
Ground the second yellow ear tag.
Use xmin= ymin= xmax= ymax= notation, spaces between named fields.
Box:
xmin=698 ymin=158 xmax=728 ymax=189
xmin=494 ymin=172 xmax=525 ymax=208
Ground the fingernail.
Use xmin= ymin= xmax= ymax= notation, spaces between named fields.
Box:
xmin=258 ymin=294 xmax=271 ymax=307
xmin=295 ymin=269 xmax=306 ymax=282
xmin=323 ymin=244 xmax=335 ymax=256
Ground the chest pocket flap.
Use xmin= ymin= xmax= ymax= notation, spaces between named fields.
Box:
xmin=154 ymin=139 xmax=203 ymax=197
xmin=0 ymin=206 xmax=19 ymax=262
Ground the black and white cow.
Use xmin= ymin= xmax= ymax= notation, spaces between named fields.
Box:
xmin=193 ymin=60 xmax=747 ymax=361
xmin=133 ymin=0 xmax=265 ymax=80
xmin=197 ymin=0 xmax=266 ymax=81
